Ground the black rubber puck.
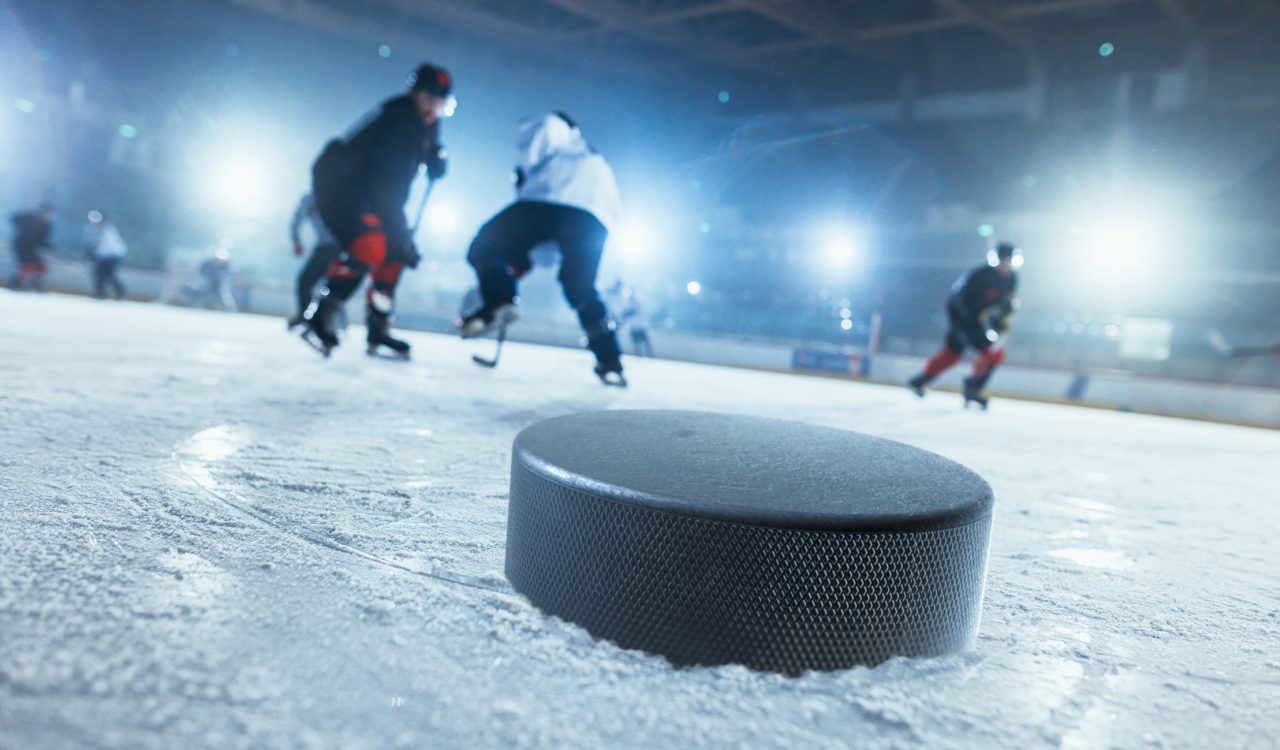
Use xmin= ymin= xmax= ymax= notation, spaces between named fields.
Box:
xmin=504 ymin=410 xmax=994 ymax=673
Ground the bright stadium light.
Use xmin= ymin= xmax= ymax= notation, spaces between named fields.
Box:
xmin=1093 ymin=213 xmax=1159 ymax=273
xmin=686 ymin=280 xmax=702 ymax=296
xmin=188 ymin=117 xmax=297 ymax=218
xmin=426 ymin=202 xmax=458 ymax=233
xmin=820 ymin=224 xmax=865 ymax=271
xmin=208 ymin=157 xmax=268 ymax=216
xmin=613 ymin=221 xmax=653 ymax=262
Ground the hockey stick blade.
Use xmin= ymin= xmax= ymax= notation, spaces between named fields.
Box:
xmin=1206 ymin=329 xmax=1234 ymax=356
xmin=470 ymin=323 xmax=507 ymax=369
xmin=1207 ymin=329 xmax=1278 ymax=357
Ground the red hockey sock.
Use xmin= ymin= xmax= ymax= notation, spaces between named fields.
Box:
xmin=972 ymin=345 xmax=1005 ymax=376
xmin=923 ymin=348 xmax=962 ymax=378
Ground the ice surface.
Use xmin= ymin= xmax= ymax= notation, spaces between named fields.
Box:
xmin=1 ymin=291 xmax=1278 ymax=749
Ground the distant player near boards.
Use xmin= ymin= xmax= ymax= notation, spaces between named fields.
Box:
xmin=300 ymin=63 xmax=452 ymax=359
xmin=9 ymin=202 xmax=54 ymax=292
xmin=458 ymin=112 xmax=625 ymax=386
xmin=605 ymin=279 xmax=654 ymax=357
xmin=83 ymin=211 xmax=128 ymax=300
xmin=907 ymin=242 xmax=1021 ymax=408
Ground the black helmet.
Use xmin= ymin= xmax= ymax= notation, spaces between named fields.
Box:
xmin=408 ymin=63 xmax=453 ymax=97
xmin=995 ymin=242 xmax=1017 ymax=260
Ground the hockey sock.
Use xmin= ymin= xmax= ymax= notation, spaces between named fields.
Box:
xmin=922 ymin=348 xmax=962 ymax=379
xmin=584 ymin=318 xmax=622 ymax=369
xmin=968 ymin=346 xmax=1005 ymax=390
xmin=972 ymin=345 xmax=1005 ymax=377
xmin=322 ymin=274 xmax=362 ymax=303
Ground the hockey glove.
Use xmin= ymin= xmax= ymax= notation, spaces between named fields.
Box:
xmin=402 ymin=241 xmax=421 ymax=270
xmin=426 ymin=145 xmax=448 ymax=180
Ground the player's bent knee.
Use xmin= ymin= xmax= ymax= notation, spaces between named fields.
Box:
xmin=349 ymin=231 xmax=387 ymax=267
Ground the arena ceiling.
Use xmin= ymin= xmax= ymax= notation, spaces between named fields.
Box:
xmin=228 ymin=0 xmax=1280 ymax=102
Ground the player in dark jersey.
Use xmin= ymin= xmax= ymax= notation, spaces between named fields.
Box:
xmin=907 ymin=242 xmax=1021 ymax=408
xmin=9 ymin=203 xmax=54 ymax=291
xmin=301 ymin=63 xmax=451 ymax=359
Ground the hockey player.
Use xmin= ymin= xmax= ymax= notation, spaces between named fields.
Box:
xmin=9 ymin=202 xmax=54 ymax=291
xmin=287 ymin=192 xmax=341 ymax=328
xmin=301 ymin=63 xmax=451 ymax=358
xmin=458 ymin=112 xmax=625 ymax=385
xmin=605 ymin=279 xmax=654 ymax=357
xmin=907 ymin=242 xmax=1021 ymax=408
xmin=181 ymin=245 xmax=237 ymax=311
xmin=83 ymin=211 xmax=127 ymax=300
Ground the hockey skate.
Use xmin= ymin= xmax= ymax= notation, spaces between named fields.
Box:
xmin=366 ymin=336 xmax=411 ymax=361
xmin=458 ymin=303 xmax=519 ymax=340
xmin=300 ymin=326 xmax=336 ymax=358
xmin=366 ymin=307 xmax=411 ymax=361
xmin=594 ymin=360 xmax=628 ymax=388
xmin=962 ymin=376 xmax=989 ymax=410
xmin=300 ymin=297 xmax=341 ymax=358
xmin=906 ymin=374 xmax=929 ymax=398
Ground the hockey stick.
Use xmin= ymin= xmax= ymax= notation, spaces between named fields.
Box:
xmin=471 ymin=322 xmax=507 ymax=368
xmin=1220 ymin=345 xmax=1279 ymax=358
xmin=411 ymin=176 xmax=435 ymax=234
xmin=1207 ymin=329 xmax=1279 ymax=358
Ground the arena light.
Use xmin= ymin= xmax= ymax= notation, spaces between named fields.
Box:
xmin=820 ymin=224 xmax=865 ymax=272
xmin=188 ymin=117 xmax=297 ymax=218
xmin=208 ymin=155 xmax=269 ymax=216
xmin=613 ymin=221 xmax=653 ymax=262
xmin=1093 ymin=213 xmax=1158 ymax=274
xmin=426 ymin=202 xmax=458 ymax=233
xmin=686 ymin=280 xmax=702 ymax=296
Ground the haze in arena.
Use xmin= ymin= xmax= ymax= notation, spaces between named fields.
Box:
xmin=2 ymin=1 xmax=1277 ymax=748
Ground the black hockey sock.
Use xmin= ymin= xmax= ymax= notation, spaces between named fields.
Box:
xmin=322 ymin=274 xmax=362 ymax=303
xmin=585 ymin=319 xmax=622 ymax=370
xmin=966 ymin=368 xmax=996 ymax=393
xmin=366 ymin=306 xmax=406 ymax=347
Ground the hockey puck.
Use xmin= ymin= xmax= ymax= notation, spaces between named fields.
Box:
xmin=505 ymin=410 xmax=994 ymax=673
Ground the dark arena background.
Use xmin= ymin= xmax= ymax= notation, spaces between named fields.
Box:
xmin=2 ymin=1 xmax=1278 ymax=748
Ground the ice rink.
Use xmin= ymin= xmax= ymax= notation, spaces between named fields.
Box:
xmin=1 ymin=290 xmax=1277 ymax=749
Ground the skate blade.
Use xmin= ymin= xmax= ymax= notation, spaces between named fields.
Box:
xmin=597 ymin=372 xmax=628 ymax=388
xmin=367 ymin=344 xmax=410 ymax=361
xmin=300 ymin=330 xmax=333 ymax=358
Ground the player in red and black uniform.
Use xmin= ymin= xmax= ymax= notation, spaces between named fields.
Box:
xmin=302 ymin=63 xmax=451 ymax=358
xmin=908 ymin=242 xmax=1021 ymax=408
xmin=9 ymin=202 xmax=54 ymax=291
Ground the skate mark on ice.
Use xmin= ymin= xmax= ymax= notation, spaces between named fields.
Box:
xmin=174 ymin=426 xmax=515 ymax=598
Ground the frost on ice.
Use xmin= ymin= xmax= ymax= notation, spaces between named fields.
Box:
xmin=1 ymin=292 xmax=1278 ymax=749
